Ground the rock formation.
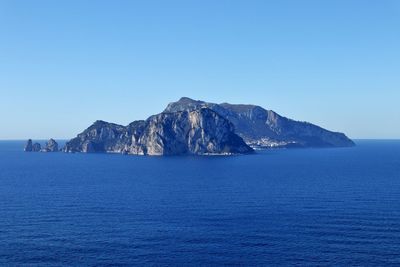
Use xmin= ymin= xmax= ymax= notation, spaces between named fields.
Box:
xmin=24 ymin=139 xmax=33 ymax=152
xmin=32 ymin=142 xmax=41 ymax=152
xmin=64 ymin=108 xmax=253 ymax=155
xmin=24 ymin=139 xmax=59 ymax=152
xmin=42 ymin=139 xmax=59 ymax=152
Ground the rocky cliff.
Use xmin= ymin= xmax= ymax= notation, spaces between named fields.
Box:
xmin=63 ymin=108 xmax=253 ymax=155
xmin=164 ymin=97 xmax=355 ymax=148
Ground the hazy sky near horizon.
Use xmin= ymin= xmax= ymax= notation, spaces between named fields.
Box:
xmin=0 ymin=0 xmax=399 ymax=139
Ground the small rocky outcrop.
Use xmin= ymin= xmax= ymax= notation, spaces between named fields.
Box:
xmin=24 ymin=139 xmax=41 ymax=152
xmin=64 ymin=108 xmax=253 ymax=155
xmin=24 ymin=139 xmax=33 ymax=152
xmin=24 ymin=139 xmax=59 ymax=152
xmin=32 ymin=142 xmax=41 ymax=152
xmin=42 ymin=139 xmax=59 ymax=152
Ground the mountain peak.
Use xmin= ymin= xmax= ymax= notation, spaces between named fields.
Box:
xmin=164 ymin=97 xmax=207 ymax=113
xmin=93 ymin=120 xmax=109 ymax=125
xmin=178 ymin=97 xmax=198 ymax=103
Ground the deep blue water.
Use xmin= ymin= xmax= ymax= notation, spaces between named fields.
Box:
xmin=0 ymin=140 xmax=400 ymax=266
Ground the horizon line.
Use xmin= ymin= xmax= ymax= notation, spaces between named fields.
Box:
xmin=1 ymin=138 xmax=400 ymax=141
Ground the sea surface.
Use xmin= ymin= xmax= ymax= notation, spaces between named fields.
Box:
xmin=0 ymin=140 xmax=399 ymax=266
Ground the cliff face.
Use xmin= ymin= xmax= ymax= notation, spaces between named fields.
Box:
xmin=63 ymin=108 xmax=253 ymax=155
xmin=164 ymin=97 xmax=355 ymax=148
xmin=63 ymin=121 xmax=129 ymax=153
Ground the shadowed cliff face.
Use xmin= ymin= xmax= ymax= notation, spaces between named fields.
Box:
xmin=164 ymin=97 xmax=355 ymax=148
xmin=63 ymin=108 xmax=253 ymax=155
xmin=63 ymin=120 xmax=129 ymax=153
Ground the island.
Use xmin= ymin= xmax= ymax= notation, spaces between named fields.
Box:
xmin=25 ymin=97 xmax=354 ymax=156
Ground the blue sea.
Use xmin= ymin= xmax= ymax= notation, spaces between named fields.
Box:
xmin=0 ymin=140 xmax=399 ymax=266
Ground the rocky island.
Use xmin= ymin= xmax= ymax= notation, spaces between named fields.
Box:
xmin=24 ymin=139 xmax=42 ymax=152
xmin=24 ymin=139 xmax=59 ymax=152
xmin=25 ymin=97 xmax=354 ymax=156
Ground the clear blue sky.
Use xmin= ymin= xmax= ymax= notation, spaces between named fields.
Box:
xmin=0 ymin=0 xmax=399 ymax=139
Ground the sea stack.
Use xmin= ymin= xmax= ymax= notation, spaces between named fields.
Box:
xmin=24 ymin=139 xmax=41 ymax=152
xmin=24 ymin=139 xmax=59 ymax=152
xmin=43 ymin=139 xmax=59 ymax=152
xmin=32 ymin=143 xmax=41 ymax=152
xmin=24 ymin=139 xmax=33 ymax=152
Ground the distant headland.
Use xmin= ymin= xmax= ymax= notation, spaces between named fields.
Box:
xmin=25 ymin=97 xmax=354 ymax=156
